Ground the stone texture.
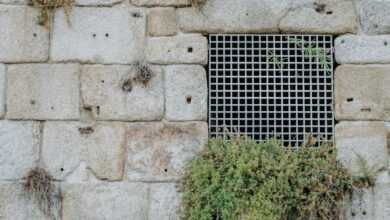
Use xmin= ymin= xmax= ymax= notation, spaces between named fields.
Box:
xmin=335 ymin=121 xmax=388 ymax=175
xmin=0 ymin=121 xmax=39 ymax=180
xmin=0 ymin=0 xmax=27 ymax=4
xmin=165 ymin=65 xmax=207 ymax=121
xmin=6 ymin=64 xmax=80 ymax=120
xmin=360 ymin=0 xmax=390 ymax=35
xmin=148 ymin=7 xmax=177 ymax=36
xmin=374 ymin=172 xmax=390 ymax=220
xmin=335 ymin=65 xmax=390 ymax=120
xmin=0 ymin=184 xmax=51 ymax=220
xmin=126 ymin=122 xmax=208 ymax=181
xmin=335 ymin=35 xmax=390 ymax=64
xmin=346 ymin=187 xmax=375 ymax=220
xmin=149 ymin=183 xmax=181 ymax=220
xmin=131 ymin=0 xmax=189 ymax=6
xmin=81 ymin=65 xmax=164 ymax=121
xmin=177 ymin=0 xmax=288 ymax=33
xmin=279 ymin=0 xmax=358 ymax=34
xmin=0 ymin=5 xmax=49 ymax=62
xmin=62 ymin=183 xmax=148 ymax=220
xmin=42 ymin=122 xmax=126 ymax=181
xmin=51 ymin=6 xmax=146 ymax=64
xmin=147 ymin=35 xmax=207 ymax=64
xmin=0 ymin=64 xmax=5 ymax=118
xmin=74 ymin=0 xmax=122 ymax=5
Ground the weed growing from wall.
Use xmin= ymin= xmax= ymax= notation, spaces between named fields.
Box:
xmin=122 ymin=61 xmax=154 ymax=92
xmin=180 ymin=137 xmax=353 ymax=220
xmin=30 ymin=0 xmax=73 ymax=28
xmin=352 ymin=154 xmax=382 ymax=188
xmin=190 ymin=0 xmax=207 ymax=9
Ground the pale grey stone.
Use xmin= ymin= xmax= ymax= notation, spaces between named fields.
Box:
xmin=148 ymin=7 xmax=177 ymax=36
xmin=360 ymin=0 xmax=390 ymax=35
xmin=280 ymin=0 xmax=358 ymax=34
xmin=0 ymin=0 xmax=27 ymax=4
xmin=0 ymin=64 xmax=5 ymax=118
xmin=0 ymin=121 xmax=39 ymax=180
xmin=51 ymin=6 xmax=146 ymax=64
xmin=126 ymin=122 xmax=208 ymax=181
xmin=346 ymin=187 xmax=375 ymax=220
xmin=0 ymin=5 xmax=49 ymax=62
xmin=374 ymin=172 xmax=390 ymax=220
xmin=335 ymin=121 xmax=388 ymax=176
xmin=42 ymin=122 xmax=126 ymax=181
xmin=131 ymin=0 xmax=189 ymax=6
xmin=177 ymin=0 xmax=288 ymax=33
xmin=62 ymin=183 xmax=148 ymax=220
xmin=81 ymin=65 xmax=164 ymax=121
xmin=147 ymin=35 xmax=207 ymax=64
xmin=165 ymin=65 xmax=207 ymax=121
xmin=0 ymin=184 xmax=51 ymax=220
xmin=335 ymin=65 xmax=390 ymax=120
xmin=6 ymin=64 xmax=80 ymax=120
xmin=149 ymin=183 xmax=181 ymax=220
xmin=335 ymin=35 xmax=390 ymax=64
xmin=74 ymin=0 xmax=123 ymax=6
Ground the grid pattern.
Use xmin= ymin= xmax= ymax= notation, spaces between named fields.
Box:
xmin=208 ymin=34 xmax=334 ymax=147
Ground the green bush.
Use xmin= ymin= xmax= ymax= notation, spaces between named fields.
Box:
xmin=180 ymin=137 xmax=353 ymax=220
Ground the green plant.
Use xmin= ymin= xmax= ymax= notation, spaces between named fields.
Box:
xmin=266 ymin=50 xmax=286 ymax=69
xmin=22 ymin=168 xmax=61 ymax=219
xmin=352 ymin=154 xmax=382 ymax=188
xmin=30 ymin=0 xmax=73 ymax=27
xmin=180 ymin=137 xmax=353 ymax=220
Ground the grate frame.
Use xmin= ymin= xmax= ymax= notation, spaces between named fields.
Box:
xmin=208 ymin=34 xmax=334 ymax=147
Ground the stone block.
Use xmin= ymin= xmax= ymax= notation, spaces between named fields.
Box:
xmin=62 ymin=183 xmax=148 ymax=220
xmin=6 ymin=64 xmax=80 ymax=120
xmin=177 ymin=0 xmax=288 ymax=33
xmin=81 ymin=65 xmax=164 ymax=121
xmin=149 ymin=183 xmax=181 ymax=220
xmin=360 ymin=0 xmax=390 ymax=35
xmin=148 ymin=7 xmax=177 ymax=36
xmin=335 ymin=35 xmax=390 ymax=64
xmin=42 ymin=122 xmax=126 ymax=181
xmin=345 ymin=187 xmax=375 ymax=220
xmin=279 ymin=0 xmax=358 ymax=34
xmin=126 ymin=122 xmax=208 ymax=181
xmin=51 ymin=6 xmax=146 ymax=64
xmin=335 ymin=121 xmax=388 ymax=176
xmin=0 ymin=121 xmax=39 ymax=180
xmin=335 ymin=65 xmax=390 ymax=120
xmin=0 ymin=64 xmax=5 ymax=118
xmin=0 ymin=5 xmax=49 ymax=62
xmin=147 ymin=35 xmax=207 ymax=64
xmin=131 ymin=0 xmax=189 ymax=6
xmin=374 ymin=172 xmax=390 ymax=220
xmin=165 ymin=65 xmax=207 ymax=121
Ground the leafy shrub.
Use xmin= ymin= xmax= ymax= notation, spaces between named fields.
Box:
xmin=180 ymin=137 xmax=353 ymax=220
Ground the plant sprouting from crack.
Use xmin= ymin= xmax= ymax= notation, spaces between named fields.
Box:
xmin=30 ymin=0 xmax=73 ymax=28
xmin=22 ymin=167 xmax=61 ymax=219
xmin=190 ymin=0 xmax=208 ymax=9
xmin=266 ymin=50 xmax=287 ymax=69
xmin=122 ymin=61 xmax=154 ymax=93
xmin=352 ymin=154 xmax=382 ymax=188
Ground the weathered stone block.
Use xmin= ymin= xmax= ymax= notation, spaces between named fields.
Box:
xmin=42 ymin=122 xmax=126 ymax=181
xmin=6 ymin=64 xmax=80 ymax=120
xmin=126 ymin=122 xmax=208 ymax=181
xmin=165 ymin=65 xmax=207 ymax=121
xmin=148 ymin=7 xmax=177 ymax=36
xmin=374 ymin=172 xmax=390 ymax=220
xmin=360 ymin=0 xmax=390 ymax=35
xmin=335 ymin=65 xmax=390 ymax=120
xmin=131 ymin=0 xmax=189 ymax=6
xmin=345 ymin=187 xmax=375 ymax=220
xmin=0 ymin=5 xmax=49 ymax=62
xmin=177 ymin=0 xmax=288 ymax=33
xmin=335 ymin=35 xmax=390 ymax=64
xmin=0 ymin=64 xmax=5 ymax=118
xmin=62 ymin=183 xmax=148 ymax=220
xmin=81 ymin=65 xmax=164 ymax=121
xmin=0 ymin=121 xmax=39 ymax=180
xmin=335 ymin=121 xmax=388 ymax=176
xmin=147 ymin=35 xmax=207 ymax=64
xmin=51 ymin=6 xmax=146 ymax=64
xmin=149 ymin=183 xmax=181 ymax=220
xmin=279 ymin=0 xmax=358 ymax=34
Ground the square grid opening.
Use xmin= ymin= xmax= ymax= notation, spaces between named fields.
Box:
xmin=208 ymin=34 xmax=334 ymax=147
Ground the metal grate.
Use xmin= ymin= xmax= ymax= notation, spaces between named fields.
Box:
xmin=208 ymin=34 xmax=334 ymax=147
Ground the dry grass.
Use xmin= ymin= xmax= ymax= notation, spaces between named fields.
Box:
xmin=30 ymin=0 xmax=73 ymax=28
xmin=133 ymin=61 xmax=154 ymax=86
xmin=190 ymin=0 xmax=207 ymax=9
xmin=23 ymin=168 xmax=61 ymax=219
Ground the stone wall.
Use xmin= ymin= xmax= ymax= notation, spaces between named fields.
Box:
xmin=0 ymin=0 xmax=388 ymax=219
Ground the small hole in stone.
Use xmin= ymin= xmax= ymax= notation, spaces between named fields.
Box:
xmin=361 ymin=107 xmax=371 ymax=112
xmin=92 ymin=33 xmax=96 ymax=38
xmin=362 ymin=211 xmax=367 ymax=215
xmin=60 ymin=168 xmax=64 ymax=172
xmin=164 ymin=168 xmax=168 ymax=173
xmin=326 ymin=11 xmax=333 ymax=15
xmin=384 ymin=41 xmax=388 ymax=46
xmin=374 ymin=24 xmax=379 ymax=28
xmin=96 ymin=106 xmax=100 ymax=115
xmin=30 ymin=100 xmax=36 ymax=105
xmin=33 ymin=33 xmax=37 ymax=37
xmin=351 ymin=212 xmax=356 ymax=217
xmin=132 ymin=12 xmax=142 ymax=18
xmin=50 ymin=106 xmax=54 ymax=110
xmin=340 ymin=39 xmax=345 ymax=44
xmin=186 ymin=95 xmax=192 ymax=104
xmin=346 ymin=98 xmax=354 ymax=102
xmin=188 ymin=47 xmax=193 ymax=53
xmin=105 ymin=33 xmax=109 ymax=37
xmin=101 ymin=80 xmax=105 ymax=83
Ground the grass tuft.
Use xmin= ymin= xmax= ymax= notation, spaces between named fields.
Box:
xmin=30 ymin=0 xmax=73 ymax=28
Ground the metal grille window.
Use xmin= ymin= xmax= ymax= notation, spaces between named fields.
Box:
xmin=208 ymin=35 xmax=334 ymax=146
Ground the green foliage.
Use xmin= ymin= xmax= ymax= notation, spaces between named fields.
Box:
xmin=352 ymin=154 xmax=381 ymax=188
xmin=180 ymin=137 xmax=353 ymax=220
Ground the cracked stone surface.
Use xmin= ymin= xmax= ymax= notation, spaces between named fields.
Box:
xmin=149 ymin=183 xmax=181 ymax=220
